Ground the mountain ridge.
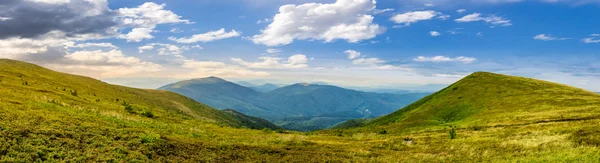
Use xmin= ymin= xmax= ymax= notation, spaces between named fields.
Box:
xmin=160 ymin=76 xmax=429 ymax=131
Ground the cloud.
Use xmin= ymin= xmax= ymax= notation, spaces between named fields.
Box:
xmin=231 ymin=54 xmax=309 ymax=69
xmin=447 ymin=28 xmax=464 ymax=35
xmin=257 ymin=18 xmax=272 ymax=24
xmin=56 ymin=49 xmax=162 ymax=77
xmin=455 ymin=13 xmax=512 ymax=26
xmin=582 ymin=38 xmax=600 ymax=43
xmin=352 ymin=57 xmax=385 ymax=65
xmin=390 ymin=10 xmax=440 ymax=27
xmin=72 ymin=42 xmax=117 ymax=49
xmin=169 ymin=28 xmax=240 ymax=43
xmin=120 ymin=28 xmax=154 ymax=42
xmin=344 ymin=50 xmax=361 ymax=59
xmin=0 ymin=0 xmax=117 ymax=39
xmin=533 ymin=34 xmax=571 ymax=41
xmin=138 ymin=43 xmax=202 ymax=57
xmin=343 ymin=50 xmax=411 ymax=70
xmin=117 ymin=2 xmax=192 ymax=42
xmin=251 ymin=0 xmax=384 ymax=46
xmin=457 ymin=9 xmax=467 ymax=13
xmin=170 ymin=28 xmax=183 ymax=33
xmin=138 ymin=45 xmax=154 ymax=53
xmin=180 ymin=59 xmax=270 ymax=78
xmin=430 ymin=31 xmax=441 ymax=36
xmin=372 ymin=8 xmax=394 ymax=14
xmin=414 ymin=56 xmax=476 ymax=64
xmin=582 ymin=34 xmax=600 ymax=43
xmin=266 ymin=49 xmax=282 ymax=54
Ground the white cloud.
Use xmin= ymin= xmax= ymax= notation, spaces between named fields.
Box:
xmin=424 ymin=3 xmax=435 ymax=6
xmin=251 ymin=0 xmax=384 ymax=46
xmin=352 ymin=57 xmax=385 ymax=65
xmin=180 ymin=59 xmax=270 ymax=78
xmin=447 ymin=28 xmax=464 ymax=35
xmin=257 ymin=18 xmax=272 ymax=24
xmin=118 ymin=2 xmax=191 ymax=27
xmin=27 ymin=0 xmax=70 ymax=4
xmin=414 ymin=56 xmax=476 ymax=64
xmin=344 ymin=50 xmax=361 ymax=59
xmin=138 ymin=45 xmax=154 ymax=53
xmin=430 ymin=31 xmax=441 ymax=36
xmin=457 ymin=9 xmax=467 ymax=13
xmin=137 ymin=43 xmax=201 ymax=57
xmin=582 ymin=38 xmax=600 ymax=43
xmin=61 ymin=49 xmax=162 ymax=77
xmin=582 ymin=34 xmax=600 ymax=43
xmin=455 ymin=13 xmax=512 ymax=26
xmin=120 ymin=28 xmax=154 ymax=42
xmin=169 ymin=28 xmax=240 ymax=43
xmin=266 ymin=49 xmax=282 ymax=54
xmin=533 ymin=34 xmax=570 ymax=41
xmin=390 ymin=10 xmax=440 ymax=27
xmin=72 ymin=42 xmax=117 ymax=49
xmin=0 ymin=17 xmax=12 ymax=21
xmin=117 ymin=2 xmax=191 ymax=42
xmin=170 ymin=28 xmax=183 ymax=33
xmin=231 ymin=54 xmax=309 ymax=69
xmin=372 ymin=8 xmax=394 ymax=14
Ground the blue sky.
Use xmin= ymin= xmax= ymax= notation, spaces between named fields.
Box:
xmin=1 ymin=0 xmax=599 ymax=91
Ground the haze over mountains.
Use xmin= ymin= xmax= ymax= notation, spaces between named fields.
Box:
xmin=159 ymin=77 xmax=429 ymax=131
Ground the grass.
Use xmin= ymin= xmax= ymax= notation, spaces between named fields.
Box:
xmin=1 ymin=59 xmax=600 ymax=162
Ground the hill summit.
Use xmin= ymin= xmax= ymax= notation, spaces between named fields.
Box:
xmin=348 ymin=72 xmax=600 ymax=132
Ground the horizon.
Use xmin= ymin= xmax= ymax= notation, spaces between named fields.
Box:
xmin=1 ymin=0 xmax=599 ymax=91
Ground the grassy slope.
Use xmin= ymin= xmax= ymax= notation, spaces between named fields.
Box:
xmin=364 ymin=72 xmax=600 ymax=131
xmin=2 ymin=60 xmax=600 ymax=162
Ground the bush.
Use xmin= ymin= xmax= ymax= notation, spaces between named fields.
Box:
xmin=378 ymin=129 xmax=388 ymax=134
xmin=449 ymin=127 xmax=457 ymax=139
xmin=123 ymin=103 xmax=135 ymax=113
xmin=139 ymin=132 xmax=161 ymax=144
xmin=70 ymin=90 xmax=78 ymax=96
xmin=142 ymin=111 xmax=154 ymax=118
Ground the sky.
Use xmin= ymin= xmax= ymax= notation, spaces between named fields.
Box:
xmin=1 ymin=0 xmax=599 ymax=91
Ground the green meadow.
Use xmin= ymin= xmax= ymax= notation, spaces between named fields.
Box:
xmin=1 ymin=59 xmax=599 ymax=162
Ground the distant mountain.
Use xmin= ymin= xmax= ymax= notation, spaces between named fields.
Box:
xmin=249 ymin=83 xmax=281 ymax=92
xmin=160 ymin=78 xmax=429 ymax=131
xmin=158 ymin=77 xmax=283 ymax=119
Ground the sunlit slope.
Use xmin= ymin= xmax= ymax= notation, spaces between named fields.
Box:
xmin=363 ymin=72 xmax=600 ymax=131
xmin=0 ymin=59 xmax=279 ymax=129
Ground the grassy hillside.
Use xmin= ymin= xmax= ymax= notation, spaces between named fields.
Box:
xmin=2 ymin=60 xmax=600 ymax=162
xmin=359 ymin=72 xmax=600 ymax=132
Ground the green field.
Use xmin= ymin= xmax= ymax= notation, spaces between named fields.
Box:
xmin=1 ymin=59 xmax=599 ymax=162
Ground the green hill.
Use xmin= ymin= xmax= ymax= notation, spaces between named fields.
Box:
xmin=358 ymin=72 xmax=600 ymax=132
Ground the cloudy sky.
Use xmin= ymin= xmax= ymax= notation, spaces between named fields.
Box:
xmin=1 ymin=0 xmax=599 ymax=91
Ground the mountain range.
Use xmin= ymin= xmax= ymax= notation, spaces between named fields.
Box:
xmin=159 ymin=78 xmax=429 ymax=131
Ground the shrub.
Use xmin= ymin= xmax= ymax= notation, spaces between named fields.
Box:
xmin=139 ymin=132 xmax=161 ymax=144
xmin=70 ymin=90 xmax=78 ymax=96
xmin=142 ymin=111 xmax=155 ymax=118
xmin=378 ymin=129 xmax=388 ymax=135
xmin=449 ymin=127 xmax=457 ymax=139
xmin=123 ymin=103 xmax=135 ymax=113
